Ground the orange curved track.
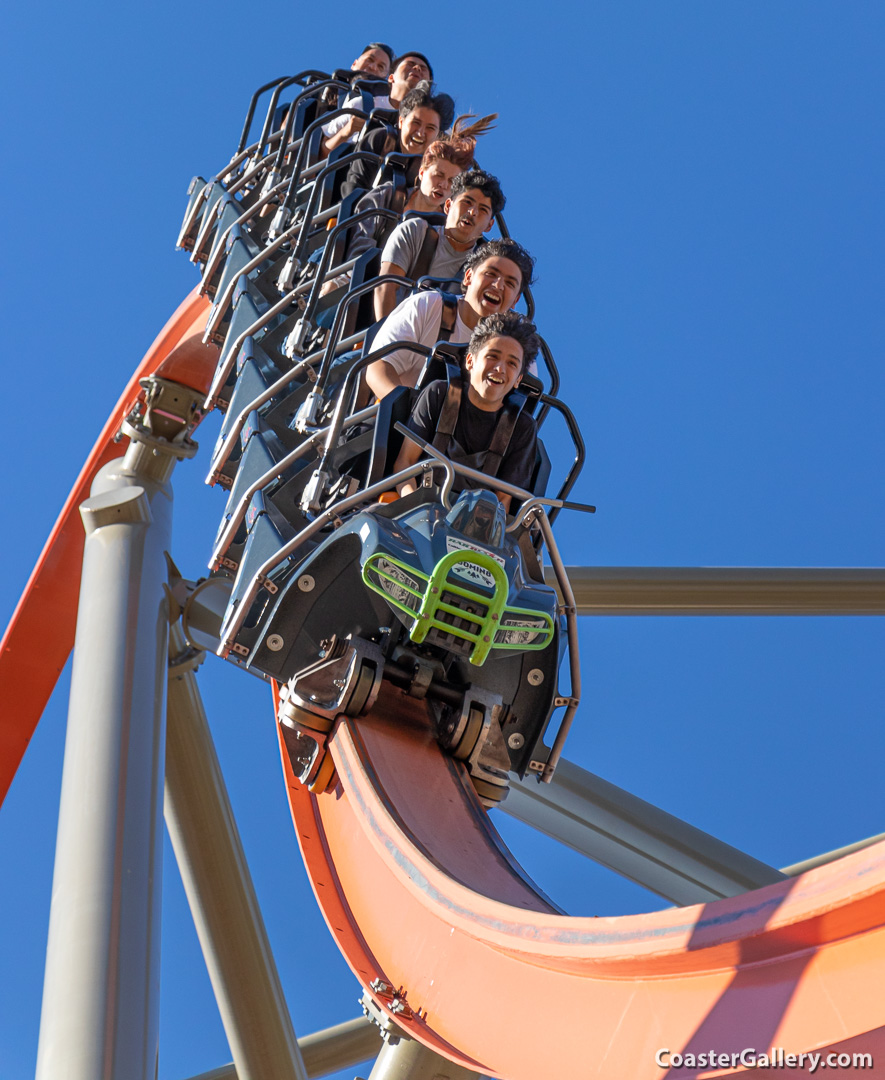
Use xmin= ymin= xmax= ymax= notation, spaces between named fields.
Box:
xmin=0 ymin=288 xmax=217 ymax=806
xmin=282 ymin=682 xmax=885 ymax=1079
xmin=4 ymin=292 xmax=883 ymax=1079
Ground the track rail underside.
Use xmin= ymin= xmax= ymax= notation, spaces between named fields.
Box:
xmin=282 ymin=683 xmax=885 ymax=1079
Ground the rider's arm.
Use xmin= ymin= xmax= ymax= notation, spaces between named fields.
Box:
xmin=374 ymin=261 xmax=406 ymax=320
xmin=366 ymin=358 xmax=403 ymax=399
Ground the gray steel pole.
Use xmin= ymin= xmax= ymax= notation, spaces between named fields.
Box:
xmin=164 ymin=623 xmax=307 ymax=1080
xmin=546 ymin=565 xmax=885 ymax=615
xmin=365 ymin=1037 xmax=481 ymax=1080
xmin=181 ymin=1016 xmax=383 ymax=1080
xmin=35 ymin=379 xmax=201 ymax=1080
xmin=504 ymin=758 xmax=786 ymax=905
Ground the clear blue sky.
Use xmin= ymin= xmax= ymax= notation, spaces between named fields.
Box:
xmin=1 ymin=3 xmax=883 ymax=1078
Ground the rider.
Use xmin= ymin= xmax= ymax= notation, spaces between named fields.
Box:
xmin=393 ymin=311 xmax=541 ymax=512
xmin=338 ymin=76 xmax=454 ymax=192
xmin=365 ymin=237 xmax=535 ymax=400
xmin=373 ymin=168 xmax=505 ymax=320
xmin=318 ymin=116 xmax=496 ymax=297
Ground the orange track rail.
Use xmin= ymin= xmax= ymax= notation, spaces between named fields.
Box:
xmin=0 ymin=288 xmax=216 ymax=805
xmin=4 ymin=293 xmax=883 ymax=1079
xmin=282 ymin=682 xmax=885 ymax=1079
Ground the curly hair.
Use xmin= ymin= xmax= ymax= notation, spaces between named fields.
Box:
xmin=450 ymin=167 xmax=505 ymax=216
xmin=398 ymin=81 xmax=454 ymax=132
xmin=468 ymin=312 xmax=541 ymax=375
xmin=462 ymin=238 xmax=536 ymax=294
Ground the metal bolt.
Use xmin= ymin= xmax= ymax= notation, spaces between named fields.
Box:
xmin=527 ymin=668 xmax=544 ymax=686
xmin=508 ymin=733 xmax=525 ymax=750
xmin=298 ymin=574 xmax=315 ymax=592
xmin=267 ymin=634 xmax=285 ymax=652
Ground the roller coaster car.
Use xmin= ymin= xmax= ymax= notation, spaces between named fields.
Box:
xmin=236 ymin=483 xmax=566 ymax=804
xmin=187 ymin=74 xmax=588 ymax=803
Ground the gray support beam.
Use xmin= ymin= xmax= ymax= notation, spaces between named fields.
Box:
xmin=165 ymin=624 xmax=307 ymax=1080
xmin=504 ymin=759 xmax=786 ymax=905
xmin=365 ymin=1037 xmax=480 ymax=1080
xmin=780 ymin=831 xmax=885 ymax=877
xmin=545 ymin=566 xmax=885 ymax=615
xmin=35 ymin=383 xmax=199 ymax=1080
xmin=182 ymin=1017 xmax=383 ymax=1080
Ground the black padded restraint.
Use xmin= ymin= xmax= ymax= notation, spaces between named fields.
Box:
xmin=431 ymin=376 xmax=462 ymax=454
xmin=430 ymin=377 xmax=526 ymax=481
xmin=481 ymin=396 xmax=525 ymax=478
xmin=436 ymin=295 xmax=459 ymax=341
xmin=411 ymin=222 xmax=441 ymax=281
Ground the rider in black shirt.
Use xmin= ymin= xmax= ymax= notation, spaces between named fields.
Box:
xmin=394 ymin=311 xmax=541 ymax=512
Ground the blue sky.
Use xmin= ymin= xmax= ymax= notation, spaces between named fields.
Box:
xmin=1 ymin=3 xmax=883 ymax=1078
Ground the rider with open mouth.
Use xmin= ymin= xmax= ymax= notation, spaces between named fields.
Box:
xmin=366 ymin=238 xmax=536 ymax=401
xmin=374 ymin=168 xmax=506 ymax=321
xmin=394 ymin=311 xmax=543 ymax=512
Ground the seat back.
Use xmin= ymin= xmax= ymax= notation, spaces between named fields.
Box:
xmin=365 ymin=386 xmax=415 ymax=489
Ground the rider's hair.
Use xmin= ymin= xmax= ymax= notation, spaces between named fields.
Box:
xmin=468 ymin=312 xmax=540 ymax=375
xmin=392 ymin=51 xmax=434 ymax=81
xmin=399 ymin=82 xmax=455 ymax=133
xmin=462 ymin=238 xmax=536 ymax=294
xmin=421 ymin=114 xmax=497 ymax=171
xmin=450 ymin=168 xmax=506 ymax=216
xmin=359 ymin=42 xmax=395 ymax=65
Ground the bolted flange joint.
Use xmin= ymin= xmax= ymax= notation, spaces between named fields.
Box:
xmin=119 ymin=376 xmax=204 ymax=470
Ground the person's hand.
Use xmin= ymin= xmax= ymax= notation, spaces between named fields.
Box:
xmin=340 ymin=115 xmax=366 ymax=139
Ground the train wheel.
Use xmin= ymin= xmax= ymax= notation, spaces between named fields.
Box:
xmin=308 ymin=752 xmax=337 ymax=795
xmin=470 ymin=775 xmax=510 ymax=808
xmin=451 ymin=707 xmax=485 ymax=761
xmin=345 ymin=660 xmax=379 ymax=718
xmin=278 ymin=696 xmax=335 ymax=736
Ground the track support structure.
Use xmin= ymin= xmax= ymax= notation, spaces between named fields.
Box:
xmin=363 ymin=1036 xmax=481 ymax=1080
xmin=35 ymin=379 xmax=201 ymax=1080
xmin=165 ymin=621 xmax=308 ymax=1080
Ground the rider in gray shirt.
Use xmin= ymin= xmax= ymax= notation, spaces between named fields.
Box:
xmin=374 ymin=168 xmax=505 ymax=321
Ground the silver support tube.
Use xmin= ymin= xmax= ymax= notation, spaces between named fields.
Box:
xmin=504 ymin=758 xmax=786 ymax=905
xmin=181 ymin=1017 xmax=383 ymax=1080
xmin=365 ymin=1038 xmax=480 ymax=1080
xmin=530 ymin=510 xmax=580 ymax=783
xmin=165 ymin=624 xmax=307 ymax=1080
xmin=545 ymin=565 xmax=885 ymax=615
xmin=781 ymin=831 xmax=885 ymax=876
xmin=35 ymin=396 xmax=196 ymax=1080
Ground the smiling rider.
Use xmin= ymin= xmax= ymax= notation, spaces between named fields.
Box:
xmin=393 ymin=311 xmax=542 ymax=512
xmin=373 ymin=168 xmax=505 ymax=320
xmin=365 ymin=237 xmax=536 ymax=400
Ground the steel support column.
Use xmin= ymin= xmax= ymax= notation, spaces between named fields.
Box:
xmin=35 ymin=379 xmax=201 ymax=1080
xmin=164 ymin=623 xmax=307 ymax=1080
xmin=182 ymin=1016 xmax=383 ymax=1080
xmin=504 ymin=758 xmax=786 ymax=904
xmin=546 ymin=565 xmax=885 ymax=615
xmin=365 ymin=1037 xmax=481 ymax=1080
